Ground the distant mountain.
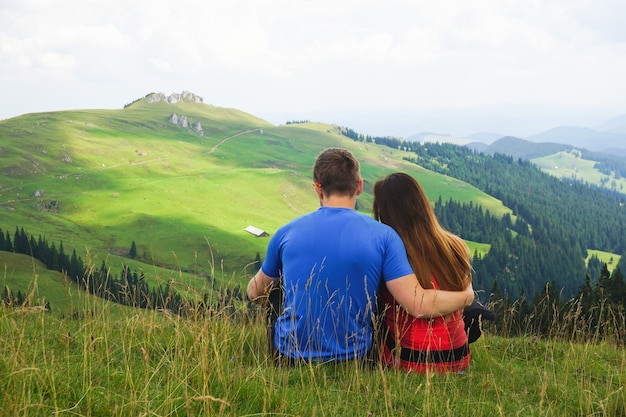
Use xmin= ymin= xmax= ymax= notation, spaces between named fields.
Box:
xmin=525 ymin=126 xmax=626 ymax=153
xmin=469 ymin=137 xmax=573 ymax=160
xmin=466 ymin=141 xmax=489 ymax=153
xmin=405 ymin=114 xmax=626 ymax=155
xmin=466 ymin=132 xmax=504 ymax=143
xmin=406 ymin=131 xmax=475 ymax=146
xmin=594 ymin=114 xmax=626 ymax=134
xmin=601 ymin=148 xmax=626 ymax=158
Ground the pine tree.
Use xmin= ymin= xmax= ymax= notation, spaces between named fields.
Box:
xmin=578 ymin=272 xmax=594 ymax=316
xmin=0 ymin=229 xmax=6 ymax=251
xmin=13 ymin=227 xmax=29 ymax=254
xmin=129 ymin=240 xmax=137 ymax=259
xmin=608 ymin=266 xmax=625 ymax=306
xmin=4 ymin=230 xmax=13 ymax=252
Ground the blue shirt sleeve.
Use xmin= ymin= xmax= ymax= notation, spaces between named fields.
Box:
xmin=382 ymin=228 xmax=414 ymax=282
xmin=261 ymin=227 xmax=284 ymax=279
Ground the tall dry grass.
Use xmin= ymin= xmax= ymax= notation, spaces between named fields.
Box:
xmin=1 ymin=272 xmax=625 ymax=416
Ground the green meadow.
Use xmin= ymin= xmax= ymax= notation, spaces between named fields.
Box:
xmin=2 ymin=96 xmax=626 ymax=416
xmin=1 ymin=97 xmax=509 ymax=297
xmin=586 ymin=249 xmax=622 ymax=272
xmin=532 ymin=150 xmax=626 ymax=193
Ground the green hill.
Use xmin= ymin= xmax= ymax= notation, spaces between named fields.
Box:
xmin=474 ymin=137 xmax=626 ymax=195
xmin=532 ymin=149 xmax=626 ymax=193
xmin=0 ymin=92 xmax=508 ymax=308
xmin=482 ymin=136 xmax=572 ymax=160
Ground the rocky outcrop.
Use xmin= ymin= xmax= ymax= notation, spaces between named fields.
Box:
xmin=147 ymin=91 xmax=206 ymax=136
xmin=168 ymin=113 xmax=204 ymax=136
xmin=36 ymin=200 xmax=58 ymax=213
xmin=192 ymin=121 xmax=204 ymax=136
xmin=147 ymin=91 xmax=204 ymax=104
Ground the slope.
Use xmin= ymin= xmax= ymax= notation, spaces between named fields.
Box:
xmin=532 ymin=150 xmax=626 ymax=194
xmin=0 ymin=93 xmax=509 ymax=299
xmin=470 ymin=137 xmax=626 ymax=196
xmin=0 ymin=251 xmax=134 ymax=317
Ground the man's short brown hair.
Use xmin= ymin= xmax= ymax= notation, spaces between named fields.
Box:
xmin=313 ymin=148 xmax=361 ymax=197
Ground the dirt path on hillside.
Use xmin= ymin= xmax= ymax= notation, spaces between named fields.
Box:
xmin=205 ymin=128 xmax=262 ymax=155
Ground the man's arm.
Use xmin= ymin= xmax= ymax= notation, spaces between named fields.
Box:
xmin=385 ymin=274 xmax=474 ymax=318
xmin=247 ymin=268 xmax=278 ymax=302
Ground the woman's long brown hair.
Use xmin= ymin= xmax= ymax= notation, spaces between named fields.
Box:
xmin=373 ymin=172 xmax=472 ymax=291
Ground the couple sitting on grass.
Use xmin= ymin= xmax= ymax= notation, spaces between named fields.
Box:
xmin=247 ymin=147 xmax=486 ymax=373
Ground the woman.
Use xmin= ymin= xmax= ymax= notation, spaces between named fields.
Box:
xmin=373 ymin=172 xmax=472 ymax=373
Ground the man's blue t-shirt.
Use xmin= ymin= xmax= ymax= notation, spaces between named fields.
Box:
xmin=261 ymin=207 xmax=413 ymax=361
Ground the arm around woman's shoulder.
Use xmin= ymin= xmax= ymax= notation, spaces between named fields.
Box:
xmin=385 ymin=274 xmax=474 ymax=318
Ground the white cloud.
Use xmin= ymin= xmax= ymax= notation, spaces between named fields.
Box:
xmin=150 ymin=58 xmax=173 ymax=73
xmin=1 ymin=0 xmax=625 ymax=136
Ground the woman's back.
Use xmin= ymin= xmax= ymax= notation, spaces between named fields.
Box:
xmin=373 ymin=172 xmax=472 ymax=373
xmin=378 ymin=281 xmax=470 ymax=373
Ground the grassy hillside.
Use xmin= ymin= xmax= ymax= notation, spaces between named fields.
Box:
xmin=532 ymin=150 xmax=626 ymax=193
xmin=1 ymin=95 xmax=510 ymax=307
xmin=477 ymin=137 xmax=626 ymax=196
xmin=586 ymin=249 xmax=621 ymax=272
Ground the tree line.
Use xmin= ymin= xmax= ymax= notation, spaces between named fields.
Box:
xmin=489 ymin=260 xmax=625 ymax=344
xmin=579 ymin=148 xmax=626 ymax=181
xmin=0 ymin=227 xmax=244 ymax=315
xmin=3 ymin=225 xmax=625 ymax=342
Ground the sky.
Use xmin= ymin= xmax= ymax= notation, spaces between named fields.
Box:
xmin=1 ymin=0 xmax=625 ymax=138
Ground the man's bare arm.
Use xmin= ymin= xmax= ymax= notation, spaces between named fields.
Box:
xmin=247 ymin=268 xmax=278 ymax=302
xmin=385 ymin=274 xmax=474 ymax=318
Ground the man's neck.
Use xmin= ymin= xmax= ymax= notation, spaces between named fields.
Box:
xmin=320 ymin=195 xmax=357 ymax=209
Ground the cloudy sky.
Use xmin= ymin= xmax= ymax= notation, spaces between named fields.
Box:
xmin=1 ymin=0 xmax=625 ymax=138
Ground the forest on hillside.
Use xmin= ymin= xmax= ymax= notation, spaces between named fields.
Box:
xmin=0 ymin=228 xmax=241 ymax=316
xmin=343 ymin=132 xmax=626 ymax=302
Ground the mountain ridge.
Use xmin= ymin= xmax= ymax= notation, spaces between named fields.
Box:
xmin=410 ymin=116 xmax=626 ymax=155
xmin=467 ymin=136 xmax=573 ymax=160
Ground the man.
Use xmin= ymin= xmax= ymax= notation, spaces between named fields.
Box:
xmin=247 ymin=148 xmax=474 ymax=363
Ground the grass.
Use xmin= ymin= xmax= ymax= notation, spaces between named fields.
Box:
xmin=1 ymin=100 xmax=511 ymax=292
xmin=532 ymin=150 xmax=626 ymax=193
xmin=466 ymin=240 xmax=491 ymax=258
xmin=586 ymin=250 xmax=621 ymax=273
xmin=1 ymin=287 xmax=625 ymax=416
xmin=0 ymin=251 xmax=141 ymax=317
xmin=1 ymin=246 xmax=625 ymax=416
